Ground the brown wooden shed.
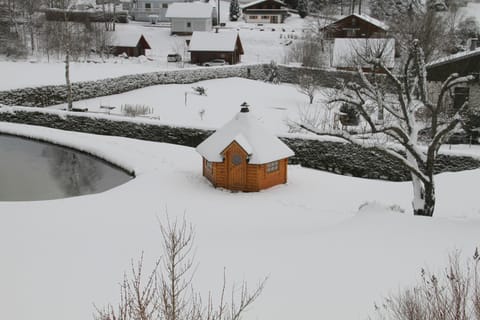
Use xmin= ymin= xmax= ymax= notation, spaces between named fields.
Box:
xmin=108 ymin=33 xmax=151 ymax=57
xmin=188 ymin=31 xmax=244 ymax=65
xmin=196 ymin=104 xmax=294 ymax=192
xmin=320 ymin=14 xmax=389 ymax=39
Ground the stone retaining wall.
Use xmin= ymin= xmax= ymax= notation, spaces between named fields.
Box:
xmin=1 ymin=107 xmax=478 ymax=182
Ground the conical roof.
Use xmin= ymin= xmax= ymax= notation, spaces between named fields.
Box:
xmin=196 ymin=106 xmax=294 ymax=164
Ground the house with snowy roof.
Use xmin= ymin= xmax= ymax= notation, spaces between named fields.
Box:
xmin=188 ymin=31 xmax=244 ymax=65
xmin=241 ymin=0 xmax=288 ymax=24
xmin=196 ymin=103 xmax=294 ymax=192
xmin=427 ymin=40 xmax=480 ymax=110
xmin=165 ymin=2 xmax=214 ymax=35
xmin=107 ymin=33 xmax=151 ymax=57
xmin=320 ymin=13 xmax=389 ymax=39
xmin=131 ymin=0 xmax=186 ymax=22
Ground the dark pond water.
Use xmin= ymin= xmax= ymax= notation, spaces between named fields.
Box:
xmin=0 ymin=134 xmax=133 ymax=201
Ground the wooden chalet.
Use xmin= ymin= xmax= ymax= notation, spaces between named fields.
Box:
xmin=188 ymin=31 xmax=244 ymax=65
xmin=241 ymin=0 xmax=288 ymax=24
xmin=108 ymin=33 xmax=151 ymax=57
xmin=320 ymin=13 xmax=389 ymax=39
xmin=426 ymin=42 xmax=480 ymax=110
xmin=196 ymin=104 xmax=294 ymax=192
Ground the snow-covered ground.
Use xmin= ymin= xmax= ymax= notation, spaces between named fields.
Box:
xmin=0 ymin=122 xmax=479 ymax=320
xmin=0 ymin=1 xmax=309 ymax=91
xmin=50 ymin=77 xmax=327 ymax=134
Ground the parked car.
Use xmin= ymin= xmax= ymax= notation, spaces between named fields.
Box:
xmin=167 ymin=53 xmax=182 ymax=62
xmin=202 ymin=59 xmax=227 ymax=67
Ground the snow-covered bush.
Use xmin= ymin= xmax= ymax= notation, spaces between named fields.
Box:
xmin=121 ymin=104 xmax=153 ymax=117
xmin=372 ymin=250 xmax=480 ymax=320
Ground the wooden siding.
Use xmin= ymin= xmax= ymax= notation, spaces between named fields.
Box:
xmin=190 ymin=50 xmax=241 ymax=65
xmin=322 ymin=15 xmax=388 ymax=39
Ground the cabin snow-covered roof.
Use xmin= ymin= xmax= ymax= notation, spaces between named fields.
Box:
xmin=426 ymin=47 xmax=480 ymax=68
xmin=321 ymin=13 xmax=389 ymax=31
xmin=107 ymin=32 xmax=151 ymax=48
xmin=188 ymin=31 xmax=241 ymax=52
xmin=241 ymin=0 xmax=286 ymax=9
xmin=196 ymin=108 xmax=294 ymax=164
xmin=165 ymin=2 xmax=213 ymax=19
xmin=351 ymin=13 xmax=389 ymax=31
xmin=332 ymin=38 xmax=395 ymax=69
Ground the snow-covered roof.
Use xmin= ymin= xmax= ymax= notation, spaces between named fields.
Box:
xmin=188 ymin=31 xmax=241 ymax=52
xmin=351 ymin=13 xmax=389 ymax=31
xmin=196 ymin=107 xmax=294 ymax=164
xmin=107 ymin=32 xmax=150 ymax=48
xmin=165 ymin=2 xmax=213 ymax=19
xmin=241 ymin=0 xmax=286 ymax=9
xmin=332 ymin=38 xmax=395 ymax=69
xmin=426 ymin=47 xmax=480 ymax=68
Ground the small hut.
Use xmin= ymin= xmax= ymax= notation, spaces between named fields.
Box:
xmin=108 ymin=33 xmax=151 ymax=57
xmin=196 ymin=103 xmax=294 ymax=192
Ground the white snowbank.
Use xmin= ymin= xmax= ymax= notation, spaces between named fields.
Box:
xmin=1 ymin=122 xmax=479 ymax=320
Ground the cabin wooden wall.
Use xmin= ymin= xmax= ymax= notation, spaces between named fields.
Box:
xmin=202 ymin=156 xmax=288 ymax=192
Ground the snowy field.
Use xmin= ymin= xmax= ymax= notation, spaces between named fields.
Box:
xmin=0 ymin=1 xmax=307 ymax=91
xmin=50 ymin=77 xmax=327 ymax=134
xmin=0 ymin=122 xmax=480 ymax=320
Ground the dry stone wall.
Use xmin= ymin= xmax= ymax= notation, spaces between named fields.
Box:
xmin=1 ymin=107 xmax=479 ymax=182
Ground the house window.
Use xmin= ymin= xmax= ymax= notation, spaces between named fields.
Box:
xmin=266 ymin=161 xmax=279 ymax=173
xmin=162 ymin=3 xmax=168 ymax=8
xmin=205 ymin=160 xmax=213 ymax=173
xmin=145 ymin=3 xmax=151 ymax=10
xmin=187 ymin=22 xmax=192 ymax=28
xmin=261 ymin=15 xmax=269 ymax=19
xmin=250 ymin=15 xmax=258 ymax=19
xmin=232 ymin=154 xmax=242 ymax=165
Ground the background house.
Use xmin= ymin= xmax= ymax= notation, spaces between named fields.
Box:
xmin=131 ymin=0 xmax=185 ymax=22
xmin=165 ymin=2 xmax=213 ymax=35
xmin=427 ymin=41 xmax=480 ymax=110
xmin=196 ymin=104 xmax=294 ymax=192
xmin=241 ymin=0 xmax=288 ymax=24
xmin=107 ymin=33 xmax=151 ymax=57
xmin=320 ymin=13 xmax=389 ymax=39
xmin=332 ymin=38 xmax=395 ymax=72
xmin=188 ymin=31 xmax=244 ymax=65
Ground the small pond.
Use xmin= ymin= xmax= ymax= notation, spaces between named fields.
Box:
xmin=0 ymin=134 xmax=133 ymax=201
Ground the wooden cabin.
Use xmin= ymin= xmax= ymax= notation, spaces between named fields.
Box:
xmin=188 ymin=31 xmax=244 ymax=65
xmin=196 ymin=104 xmax=294 ymax=192
xmin=426 ymin=43 xmax=480 ymax=111
xmin=320 ymin=13 xmax=389 ymax=40
xmin=241 ymin=0 xmax=288 ymax=24
xmin=108 ymin=33 xmax=151 ymax=57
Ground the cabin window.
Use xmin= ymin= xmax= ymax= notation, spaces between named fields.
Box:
xmin=162 ymin=3 xmax=168 ymax=8
xmin=232 ymin=154 xmax=242 ymax=165
xmin=261 ymin=15 xmax=269 ymax=19
xmin=205 ymin=160 xmax=213 ymax=173
xmin=186 ymin=22 xmax=192 ymax=28
xmin=266 ymin=161 xmax=279 ymax=173
xmin=250 ymin=15 xmax=258 ymax=19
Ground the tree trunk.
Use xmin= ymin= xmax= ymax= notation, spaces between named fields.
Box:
xmin=65 ymin=46 xmax=73 ymax=111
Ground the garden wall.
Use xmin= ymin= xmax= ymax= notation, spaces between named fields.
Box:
xmin=1 ymin=107 xmax=479 ymax=182
xmin=0 ymin=64 xmax=366 ymax=108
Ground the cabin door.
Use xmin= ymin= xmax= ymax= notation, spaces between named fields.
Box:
xmin=226 ymin=143 xmax=247 ymax=190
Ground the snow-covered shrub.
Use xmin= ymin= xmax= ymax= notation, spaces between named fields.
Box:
xmin=372 ymin=250 xmax=480 ymax=320
xmin=121 ymin=104 xmax=153 ymax=117
xmin=264 ymin=61 xmax=280 ymax=84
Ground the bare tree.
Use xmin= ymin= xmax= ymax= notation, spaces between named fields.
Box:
xmin=297 ymin=73 xmax=321 ymax=104
xmin=296 ymin=40 xmax=473 ymax=216
xmin=372 ymin=249 xmax=480 ymax=320
xmin=95 ymin=215 xmax=267 ymax=320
